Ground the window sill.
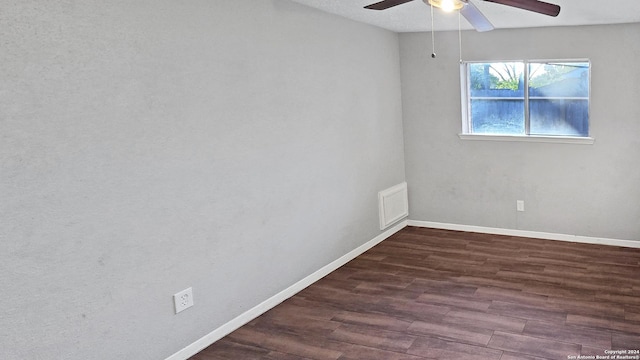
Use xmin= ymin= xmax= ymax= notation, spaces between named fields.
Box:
xmin=458 ymin=134 xmax=595 ymax=145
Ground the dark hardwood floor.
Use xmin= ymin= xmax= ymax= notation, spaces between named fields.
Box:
xmin=191 ymin=227 xmax=640 ymax=360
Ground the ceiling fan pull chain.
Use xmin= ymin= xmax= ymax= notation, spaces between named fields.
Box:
xmin=431 ymin=3 xmax=436 ymax=58
xmin=458 ymin=11 xmax=463 ymax=62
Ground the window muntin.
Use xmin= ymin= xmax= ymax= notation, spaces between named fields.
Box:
xmin=462 ymin=60 xmax=590 ymax=138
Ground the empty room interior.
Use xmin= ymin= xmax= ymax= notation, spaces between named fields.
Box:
xmin=2 ymin=0 xmax=640 ymax=359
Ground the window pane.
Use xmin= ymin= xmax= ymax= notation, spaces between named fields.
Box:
xmin=469 ymin=62 xmax=525 ymax=94
xmin=528 ymin=62 xmax=589 ymax=136
xmin=469 ymin=62 xmax=525 ymax=135
xmin=471 ymin=99 xmax=525 ymax=134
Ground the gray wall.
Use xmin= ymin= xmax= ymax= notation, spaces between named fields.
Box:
xmin=0 ymin=1 xmax=405 ymax=359
xmin=400 ymin=23 xmax=640 ymax=241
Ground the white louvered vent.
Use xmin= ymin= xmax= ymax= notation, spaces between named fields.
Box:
xmin=378 ymin=182 xmax=408 ymax=230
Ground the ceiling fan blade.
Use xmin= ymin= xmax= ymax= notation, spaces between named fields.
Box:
xmin=461 ymin=1 xmax=494 ymax=32
xmin=364 ymin=0 xmax=414 ymax=10
xmin=483 ymin=0 xmax=560 ymax=16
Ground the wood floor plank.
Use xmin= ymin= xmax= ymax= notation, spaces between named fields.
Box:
xmin=611 ymin=332 xmax=640 ymax=349
xmin=323 ymin=339 xmax=425 ymax=360
xmin=327 ymin=323 xmax=416 ymax=353
xmin=587 ymin=263 xmax=640 ymax=277
xmin=297 ymin=286 xmax=384 ymax=313
xmin=189 ymin=339 xmax=269 ymax=360
xmin=223 ymin=326 xmax=270 ymax=348
xmin=441 ymin=308 xmax=527 ymax=333
xmin=251 ymin=313 xmax=341 ymax=339
xmin=407 ymin=336 xmax=503 ymax=360
xmin=407 ymin=278 xmax=478 ymax=297
xmin=487 ymin=300 xmax=568 ymax=324
xmin=346 ymin=271 xmax=415 ymax=288
xmin=330 ymin=310 xmax=412 ymax=332
xmin=625 ymin=305 xmax=640 ymax=322
xmin=352 ymin=282 xmax=422 ymax=299
xmin=580 ymin=346 xmax=609 ymax=357
xmin=487 ymin=331 xmax=581 ymax=359
xmin=417 ymin=292 xmax=492 ymax=311
xmin=494 ymin=269 xmax=565 ymax=287
xmin=264 ymin=351 xmax=314 ymax=360
xmin=375 ymin=297 xmax=449 ymax=323
xmin=262 ymin=297 xmax=340 ymax=322
xmin=189 ymin=227 xmax=640 ymax=360
xmin=499 ymin=352 xmax=550 ymax=360
xmin=452 ymin=274 xmax=526 ymax=291
xmin=407 ymin=321 xmax=494 ymax=346
xmin=545 ymin=296 xmax=627 ymax=319
xmin=567 ymin=314 xmax=640 ymax=334
xmin=261 ymin=334 xmax=342 ymax=360
xmin=473 ymin=286 xmax=549 ymax=307
xmin=522 ymin=320 xmax=612 ymax=350
xmin=521 ymin=282 xmax=598 ymax=300
xmin=595 ymin=292 xmax=640 ymax=306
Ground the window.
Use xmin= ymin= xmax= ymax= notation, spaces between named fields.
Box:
xmin=460 ymin=60 xmax=591 ymax=140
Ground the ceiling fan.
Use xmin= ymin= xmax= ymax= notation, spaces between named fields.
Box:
xmin=364 ymin=0 xmax=561 ymax=32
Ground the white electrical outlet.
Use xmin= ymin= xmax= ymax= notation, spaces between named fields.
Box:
xmin=173 ymin=287 xmax=194 ymax=314
xmin=517 ymin=200 xmax=525 ymax=212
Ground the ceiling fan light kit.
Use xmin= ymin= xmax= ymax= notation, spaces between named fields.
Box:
xmin=426 ymin=0 xmax=465 ymax=12
xmin=364 ymin=0 xmax=561 ymax=32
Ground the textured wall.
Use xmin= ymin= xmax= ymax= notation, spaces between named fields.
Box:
xmin=0 ymin=1 xmax=405 ymax=358
xmin=400 ymin=23 xmax=640 ymax=241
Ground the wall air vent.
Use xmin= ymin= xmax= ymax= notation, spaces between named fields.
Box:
xmin=378 ymin=182 xmax=409 ymax=230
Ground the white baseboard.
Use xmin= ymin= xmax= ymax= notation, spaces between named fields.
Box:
xmin=165 ymin=219 xmax=408 ymax=360
xmin=407 ymin=220 xmax=640 ymax=249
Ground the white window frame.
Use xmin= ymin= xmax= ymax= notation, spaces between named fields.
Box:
xmin=459 ymin=59 xmax=594 ymax=144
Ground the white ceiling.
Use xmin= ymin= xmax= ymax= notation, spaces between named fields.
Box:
xmin=289 ymin=0 xmax=640 ymax=32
